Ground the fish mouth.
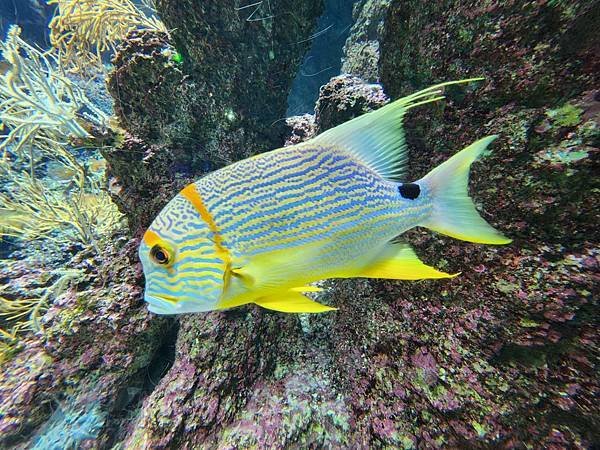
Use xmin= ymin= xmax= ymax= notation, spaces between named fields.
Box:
xmin=144 ymin=290 xmax=219 ymax=314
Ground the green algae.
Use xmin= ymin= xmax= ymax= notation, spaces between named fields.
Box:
xmin=471 ymin=420 xmax=487 ymax=438
xmin=170 ymin=51 xmax=183 ymax=63
xmin=520 ymin=318 xmax=542 ymax=328
xmin=546 ymin=103 xmax=583 ymax=127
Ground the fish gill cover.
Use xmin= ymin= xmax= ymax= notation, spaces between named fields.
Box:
xmin=0 ymin=0 xmax=598 ymax=449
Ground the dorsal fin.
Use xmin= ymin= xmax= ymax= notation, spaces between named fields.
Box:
xmin=311 ymin=78 xmax=484 ymax=182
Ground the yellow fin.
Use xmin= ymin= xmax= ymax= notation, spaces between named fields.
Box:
xmin=420 ymin=135 xmax=511 ymax=244
xmin=360 ymin=241 xmax=457 ymax=280
xmin=290 ymin=286 xmax=324 ymax=293
xmin=231 ymin=266 xmax=254 ymax=286
xmin=255 ymin=291 xmax=336 ymax=313
xmin=311 ymin=78 xmax=484 ymax=182
xmin=215 ymin=295 xmax=252 ymax=310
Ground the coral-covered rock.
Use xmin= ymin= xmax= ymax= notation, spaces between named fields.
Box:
xmin=102 ymin=130 xmax=187 ymax=234
xmin=155 ymin=0 xmax=322 ymax=149
xmin=284 ymin=114 xmax=316 ymax=146
xmin=0 ymin=236 xmax=169 ymax=449
xmin=349 ymin=0 xmax=600 ymax=446
xmin=105 ymin=0 xmax=322 ymax=233
xmin=380 ymin=0 xmax=598 ymax=104
xmin=341 ymin=0 xmax=391 ymax=81
xmin=109 ymin=0 xmax=598 ymax=447
xmin=103 ymin=30 xmax=206 ymax=232
xmin=314 ymin=74 xmax=389 ymax=132
xmin=123 ymin=309 xmax=289 ymax=448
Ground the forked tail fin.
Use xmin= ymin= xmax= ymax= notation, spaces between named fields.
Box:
xmin=420 ymin=135 xmax=511 ymax=244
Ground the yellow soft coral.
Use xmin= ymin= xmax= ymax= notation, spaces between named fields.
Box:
xmin=48 ymin=0 xmax=167 ymax=72
xmin=0 ymin=173 xmax=122 ymax=247
xmin=0 ymin=14 xmax=131 ymax=359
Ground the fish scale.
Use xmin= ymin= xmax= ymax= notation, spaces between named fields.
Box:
xmin=198 ymin=146 xmax=405 ymax=257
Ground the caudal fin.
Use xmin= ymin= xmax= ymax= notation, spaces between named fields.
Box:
xmin=420 ymin=135 xmax=511 ymax=244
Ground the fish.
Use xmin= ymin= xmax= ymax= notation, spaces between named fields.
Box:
xmin=139 ymin=79 xmax=511 ymax=315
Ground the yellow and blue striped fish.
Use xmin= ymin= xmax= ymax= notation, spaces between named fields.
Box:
xmin=139 ymin=79 xmax=511 ymax=315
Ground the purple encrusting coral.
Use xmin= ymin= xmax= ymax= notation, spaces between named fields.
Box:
xmin=0 ymin=0 xmax=598 ymax=448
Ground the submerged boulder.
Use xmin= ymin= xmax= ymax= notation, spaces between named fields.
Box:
xmin=0 ymin=1 xmax=323 ymax=448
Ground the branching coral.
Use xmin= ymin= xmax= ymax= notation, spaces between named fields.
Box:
xmin=0 ymin=268 xmax=84 ymax=354
xmin=0 ymin=334 xmax=20 ymax=364
xmin=0 ymin=173 xmax=122 ymax=247
xmin=0 ymin=26 xmax=108 ymax=162
xmin=48 ymin=0 xmax=167 ymax=72
xmin=0 ymin=25 xmax=123 ymax=249
xmin=0 ymin=2 xmax=143 ymax=368
xmin=0 ymin=23 xmax=125 ymax=358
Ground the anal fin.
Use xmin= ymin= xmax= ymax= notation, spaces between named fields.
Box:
xmin=290 ymin=286 xmax=324 ymax=293
xmin=255 ymin=290 xmax=336 ymax=313
xmin=359 ymin=241 xmax=457 ymax=280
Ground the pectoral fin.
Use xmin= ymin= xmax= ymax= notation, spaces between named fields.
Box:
xmin=231 ymin=266 xmax=254 ymax=286
xmin=255 ymin=290 xmax=336 ymax=313
xmin=359 ymin=241 xmax=458 ymax=280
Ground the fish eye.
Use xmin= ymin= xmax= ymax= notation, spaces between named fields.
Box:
xmin=150 ymin=245 xmax=171 ymax=265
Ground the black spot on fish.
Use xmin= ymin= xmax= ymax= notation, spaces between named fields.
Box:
xmin=399 ymin=183 xmax=420 ymax=200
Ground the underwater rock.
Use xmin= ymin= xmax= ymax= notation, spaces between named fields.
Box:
xmin=102 ymin=130 xmax=186 ymax=235
xmin=314 ymin=74 xmax=389 ymax=133
xmin=102 ymin=0 xmax=600 ymax=447
xmin=287 ymin=74 xmax=387 ymax=144
xmin=284 ymin=114 xmax=316 ymax=146
xmin=0 ymin=236 xmax=169 ymax=449
xmin=103 ymin=30 xmax=205 ymax=232
xmin=104 ymin=0 xmax=323 ymax=234
xmin=379 ymin=0 xmax=599 ymax=103
xmin=155 ymin=0 xmax=323 ymax=150
xmin=107 ymin=31 xmax=188 ymax=149
xmin=123 ymin=309 xmax=295 ymax=448
xmin=341 ymin=0 xmax=391 ymax=82
xmin=347 ymin=0 xmax=599 ymax=447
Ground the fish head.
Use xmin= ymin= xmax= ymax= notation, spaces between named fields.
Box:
xmin=138 ymin=195 xmax=226 ymax=314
